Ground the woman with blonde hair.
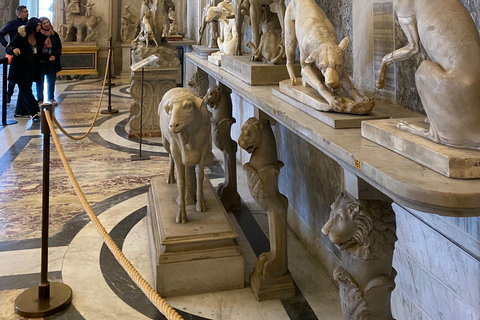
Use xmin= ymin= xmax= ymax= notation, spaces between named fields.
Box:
xmin=36 ymin=17 xmax=62 ymax=106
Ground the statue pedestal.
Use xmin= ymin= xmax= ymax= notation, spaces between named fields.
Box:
xmin=274 ymin=81 xmax=389 ymax=128
xmin=221 ymin=55 xmax=301 ymax=86
xmin=126 ymin=66 xmax=179 ymax=138
xmin=192 ymin=45 xmax=220 ymax=60
xmin=250 ymin=271 xmax=295 ymax=301
xmin=208 ymin=53 xmax=222 ymax=66
xmin=362 ymin=118 xmax=480 ymax=178
xmin=147 ymin=176 xmax=244 ymax=297
xmin=121 ymin=43 xmax=132 ymax=76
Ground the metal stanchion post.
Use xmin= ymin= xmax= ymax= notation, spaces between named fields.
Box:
xmin=101 ymin=37 xmax=118 ymax=114
xmin=1 ymin=57 xmax=17 ymax=126
xmin=15 ymin=104 xmax=72 ymax=317
xmin=131 ymin=67 xmax=150 ymax=161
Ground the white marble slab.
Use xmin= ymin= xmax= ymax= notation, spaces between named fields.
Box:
xmin=221 ymin=55 xmax=301 ymax=86
xmin=273 ymin=87 xmax=389 ymax=128
xmin=362 ymin=118 xmax=480 ymax=179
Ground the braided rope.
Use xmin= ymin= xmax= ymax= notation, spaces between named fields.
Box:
xmin=44 ymin=109 xmax=184 ymax=320
xmin=52 ymin=48 xmax=111 ymax=141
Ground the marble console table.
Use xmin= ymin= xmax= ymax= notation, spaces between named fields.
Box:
xmin=185 ymin=52 xmax=480 ymax=218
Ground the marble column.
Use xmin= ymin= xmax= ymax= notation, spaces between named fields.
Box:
xmin=126 ymin=67 xmax=178 ymax=138
xmin=322 ymin=169 xmax=397 ymax=320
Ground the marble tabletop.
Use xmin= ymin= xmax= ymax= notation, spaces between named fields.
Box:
xmin=186 ymin=53 xmax=480 ymax=217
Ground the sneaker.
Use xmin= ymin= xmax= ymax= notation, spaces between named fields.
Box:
xmin=31 ymin=114 xmax=40 ymax=122
xmin=49 ymin=99 xmax=58 ymax=106
xmin=14 ymin=113 xmax=30 ymax=118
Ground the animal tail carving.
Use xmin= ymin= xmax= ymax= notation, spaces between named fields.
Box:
xmin=270 ymin=44 xmax=285 ymax=64
xmin=246 ymin=41 xmax=258 ymax=52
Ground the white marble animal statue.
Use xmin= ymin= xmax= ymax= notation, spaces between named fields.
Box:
xmin=246 ymin=5 xmax=284 ymax=64
xmin=285 ymin=0 xmax=374 ymax=114
xmin=134 ymin=7 xmax=159 ymax=47
xmin=159 ymin=88 xmax=212 ymax=223
xmin=62 ymin=1 xmax=103 ymax=42
xmin=205 ymin=3 xmax=236 ymax=55
xmin=233 ymin=0 xmax=286 ymax=56
xmin=377 ymin=0 xmax=480 ymax=149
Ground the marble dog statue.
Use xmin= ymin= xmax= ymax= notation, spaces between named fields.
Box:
xmin=238 ymin=118 xmax=291 ymax=283
xmin=159 ymin=88 xmax=212 ymax=223
xmin=234 ymin=0 xmax=286 ymax=56
xmin=246 ymin=5 xmax=284 ymax=64
xmin=377 ymin=0 xmax=480 ymax=150
xmin=285 ymin=0 xmax=374 ymax=114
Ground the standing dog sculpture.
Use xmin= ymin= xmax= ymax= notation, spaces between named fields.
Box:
xmin=159 ymin=88 xmax=212 ymax=223
xmin=285 ymin=0 xmax=374 ymax=114
xmin=234 ymin=0 xmax=286 ymax=56
xmin=377 ymin=0 xmax=480 ymax=149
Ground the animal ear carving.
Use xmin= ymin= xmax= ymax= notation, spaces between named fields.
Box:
xmin=164 ymin=103 xmax=171 ymax=115
xmin=347 ymin=203 xmax=360 ymax=216
xmin=338 ymin=37 xmax=349 ymax=51
xmin=254 ymin=120 xmax=264 ymax=130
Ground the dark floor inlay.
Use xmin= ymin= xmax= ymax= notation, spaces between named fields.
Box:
xmin=99 ymin=207 xmax=210 ymax=320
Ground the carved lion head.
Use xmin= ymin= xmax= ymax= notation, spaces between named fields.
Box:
xmin=322 ymin=191 xmax=397 ymax=260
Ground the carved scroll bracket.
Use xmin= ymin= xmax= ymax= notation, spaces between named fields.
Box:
xmin=322 ymin=168 xmax=397 ymax=320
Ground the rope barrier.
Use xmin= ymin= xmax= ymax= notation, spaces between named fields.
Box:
xmin=44 ymin=109 xmax=183 ymax=319
xmin=52 ymin=48 xmax=111 ymax=141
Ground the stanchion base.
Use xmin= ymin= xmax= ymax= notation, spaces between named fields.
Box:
xmin=101 ymin=108 xmax=119 ymax=114
xmin=2 ymin=119 xmax=18 ymax=126
xmin=15 ymin=282 xmax=72 ymax=318
xmin=131 ymin=154 xmax=151 ymax=161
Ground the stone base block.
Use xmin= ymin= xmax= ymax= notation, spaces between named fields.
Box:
xmin=147 ymin=176 xmax=245 ymax=298
xmin=249 ymin=271 xmax=295 ymax=301
xmin=208 ymin=54 xmax=222 ymax=66
xmin=274 ymin=81 xmax=388 ymax=128
xmin=192 ymin=45 xmax=219 ymax=60
xmin=221 ymin=55 xmax=300 ymax=86
xmin=362 ymin=118 xmax=480 ymax=179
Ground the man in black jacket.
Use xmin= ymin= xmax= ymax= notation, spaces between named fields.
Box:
xmin=0 ymin=6 xmax=29 ymax=104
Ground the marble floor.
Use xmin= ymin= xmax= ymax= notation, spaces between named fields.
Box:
xmin=0 ymin=74 xmax=343 ymax=320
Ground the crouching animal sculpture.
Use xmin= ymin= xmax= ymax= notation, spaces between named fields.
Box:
xmin=322 ymin=191 xmax=397 ymax=320
xmin=239 ymin=118 xmax=294 ymax=299
xmin=159 ymin=88 xmax=212 ymax=223
xmin=377 ymin=0 xmax=480 ymax=149
xmin=246 ymin=5 xmax=284 ymax=64
xmin=285 ymin=0 xmax=374 ymax=114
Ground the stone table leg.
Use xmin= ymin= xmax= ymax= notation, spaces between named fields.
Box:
xmin=322 ymin=169 xmax=397 ymax=320
xmin=205 ymin=83 xmax=241 ymax=211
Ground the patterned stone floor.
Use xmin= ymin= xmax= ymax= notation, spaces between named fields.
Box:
xmin=0 ymin=75 xmax=342 ymax=319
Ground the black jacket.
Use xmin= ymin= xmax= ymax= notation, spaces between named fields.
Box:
xmin=41 ymin=31 xmax=62 ymax=73
xmin=6 ymin=27 xmax=46 ymax=84
xmin=0 ymin=17 xmax=28 ymax=47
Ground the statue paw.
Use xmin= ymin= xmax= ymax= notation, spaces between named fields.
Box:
xmin=176 ymin=209 xmax=187 ymax=224
xmin=290 ymin=78 xmax=298 ymax=86
xmin=196 ymin=199 xmax=207 ymax=212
